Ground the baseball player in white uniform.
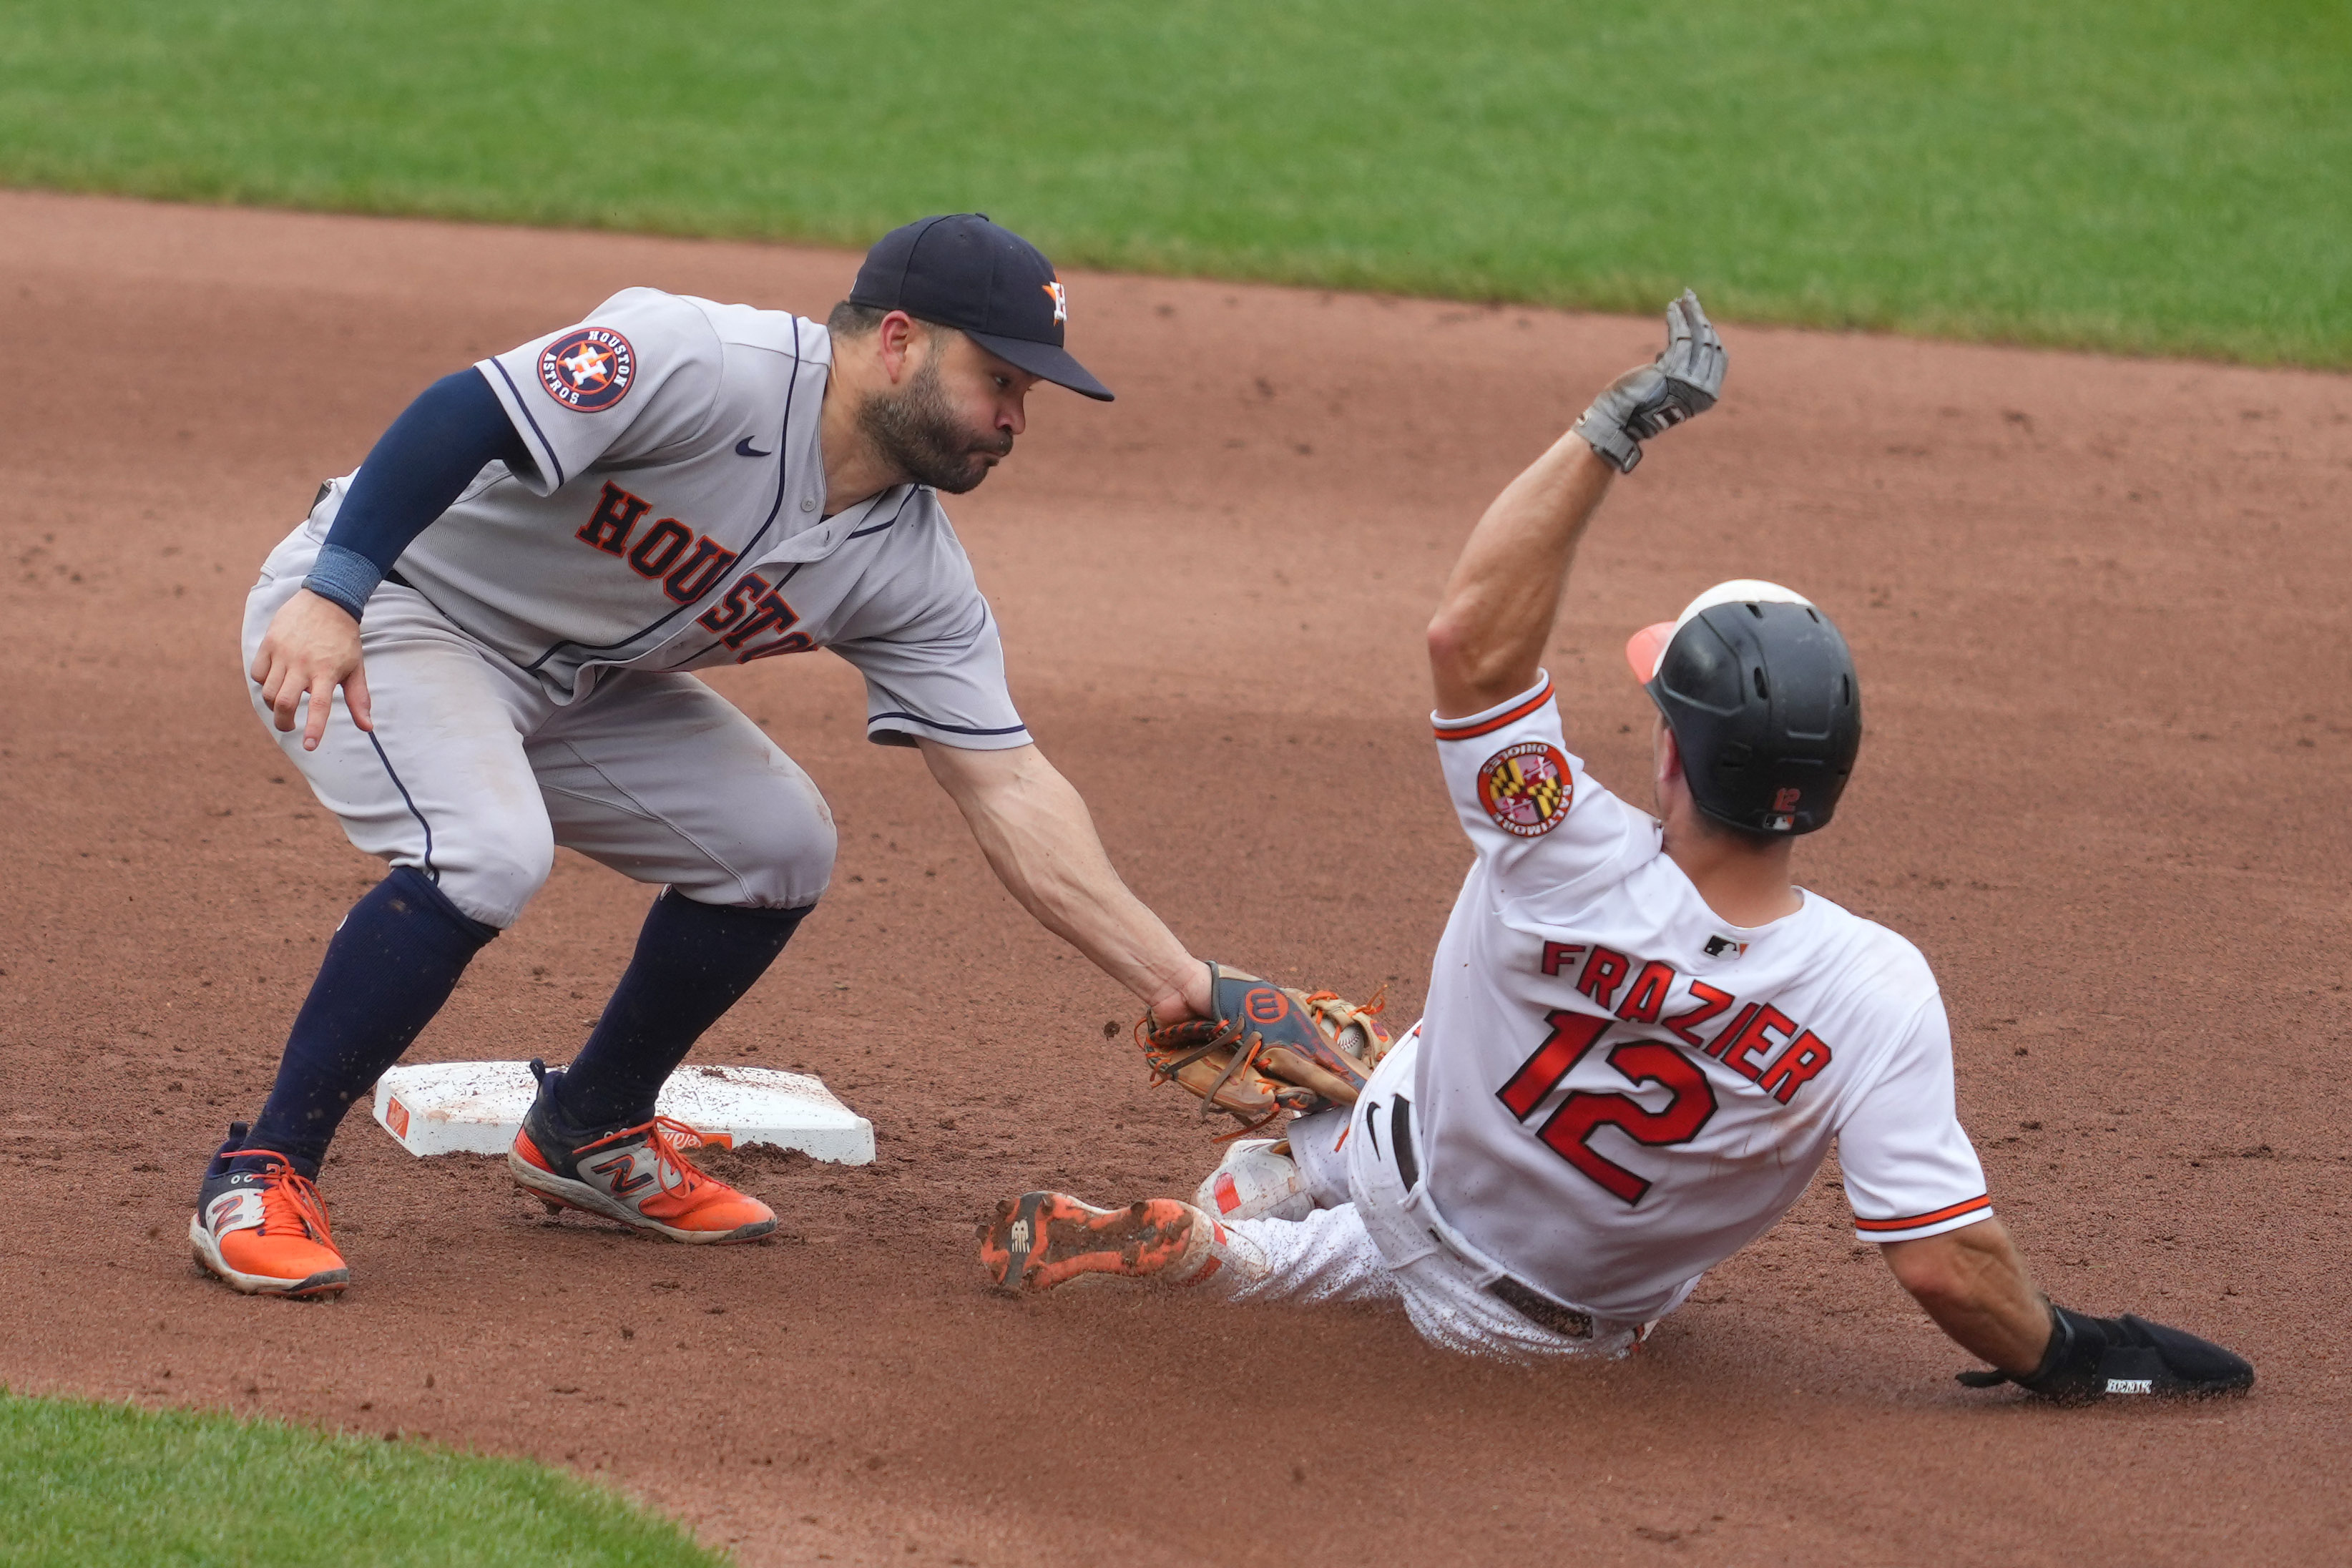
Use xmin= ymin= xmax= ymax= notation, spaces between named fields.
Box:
xmin=193 ymin=216 xmax=1220 ymax=1298
xmin=982 ymin=295 xmax=2253 ymax=1401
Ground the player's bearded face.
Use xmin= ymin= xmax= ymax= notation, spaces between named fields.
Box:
xmin=858 ymin=345 xmax=1014 ymax=494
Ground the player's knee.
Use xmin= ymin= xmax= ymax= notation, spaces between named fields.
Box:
xmin=428 ymin=826 xmax=557 ymax=928
xmin=738 ymin=818 xmax=837 ymax=908
xmin=679 ymin=782 xmax=836 ymax=910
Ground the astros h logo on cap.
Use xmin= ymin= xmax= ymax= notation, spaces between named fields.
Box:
xmin=849 ymin=215 xmax=1112 ymax=401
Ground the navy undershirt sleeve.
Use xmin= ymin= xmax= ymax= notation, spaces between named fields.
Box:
xmin=302 ymin=367 xmax=534 ymax=620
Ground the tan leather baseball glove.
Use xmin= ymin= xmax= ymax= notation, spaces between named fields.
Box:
xmin=1136 ymin=961 xmax=1392 ymax=1137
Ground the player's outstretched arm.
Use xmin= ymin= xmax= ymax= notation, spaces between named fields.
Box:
xmin=1424 ymin=430 xmax=1616 ymax=718
xmin=1883 ymin=1219 xmax=2254 ymax=1401
xmin=1880 ymin=1217 xmax=2052 ymax=1373
xmin=1425 ymin=292 xmax=1725 ymax=719
xmin=918 ymin=740 xmax=1212 ymax=1022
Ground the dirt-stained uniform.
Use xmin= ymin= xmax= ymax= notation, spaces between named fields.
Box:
xmin=1206 ymin=669 xmax=1987 ymax=1357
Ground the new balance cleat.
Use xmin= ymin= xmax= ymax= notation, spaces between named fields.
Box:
xmin=508 ymin=1060 xmax=775 ymax=1244
xmin=979 ymin=1191 xmax=1265 ymax=1293
xmin=189 ymin=1126 xmax=350 ymax=1297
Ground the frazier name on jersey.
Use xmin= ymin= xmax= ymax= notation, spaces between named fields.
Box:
xmin=1493 ymin=940 xmax=1833 ymax=1207
xmin=1535 ymin=939 xmax=1831 ymax=1106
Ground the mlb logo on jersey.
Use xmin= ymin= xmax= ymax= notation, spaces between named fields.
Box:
xmin=1476 ymin=741 xmax=1572 ymax=837
xmin=538 ymin=327 xmax=637 ymax=412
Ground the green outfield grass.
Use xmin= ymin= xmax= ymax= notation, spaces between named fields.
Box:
xmin=1 ymin=0 xmax=2345 ymax=365
xmin=0 ymin=1391 xmax=725 ymax=1567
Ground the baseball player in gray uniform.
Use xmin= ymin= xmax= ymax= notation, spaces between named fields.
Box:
xmin=193 ymin=215 xmax=1215 ymax=1298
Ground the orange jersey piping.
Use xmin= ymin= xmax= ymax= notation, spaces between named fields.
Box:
xmin=1433 ymin=680 xmax=1555 ymax=742
xmin=1852 ymin=1195 xmax=1992 ymax=1233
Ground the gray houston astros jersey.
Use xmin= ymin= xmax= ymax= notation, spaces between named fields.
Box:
xmin=353 ymin=287 xmax=1030 ymax=750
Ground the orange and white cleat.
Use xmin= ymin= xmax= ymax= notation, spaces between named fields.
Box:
xmin=508 ymin=1061 xmax=775 ymax=1244
xmin=1194 ymin=1137 xmax=1315 ymax=1223
xmin=979 ymin=1191 xmax=1265 ymax=1293
xmin=190 ymin=1128 xmax=350 ymax=1298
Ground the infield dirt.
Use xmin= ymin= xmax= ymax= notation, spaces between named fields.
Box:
xmin=1 ymin=190 xmax=2346 ymax=1567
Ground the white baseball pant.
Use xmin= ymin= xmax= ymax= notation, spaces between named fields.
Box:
xmin=1205 ymin=1028 xmax=1685 ymax=1360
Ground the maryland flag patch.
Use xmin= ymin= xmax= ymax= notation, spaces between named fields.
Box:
xmin=1476 ymin=741 xmax=1572 ymax=837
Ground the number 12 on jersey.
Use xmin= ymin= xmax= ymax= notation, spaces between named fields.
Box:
xmin=1497 ymin=1010 xmax=1720 ymax=1205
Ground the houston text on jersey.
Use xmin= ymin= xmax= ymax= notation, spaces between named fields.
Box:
xmin=574 ymin=481 xmax=811 ymax=662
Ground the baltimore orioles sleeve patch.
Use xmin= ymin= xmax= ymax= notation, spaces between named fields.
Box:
xmin=1477 ymin=741 xmax=1573 ymax=836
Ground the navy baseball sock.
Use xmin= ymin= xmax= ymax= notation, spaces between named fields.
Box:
xmin=554 ymin=891 xmax=811 ymax=1130
xmin=238 ymin=867 xmax=499 ymax=1179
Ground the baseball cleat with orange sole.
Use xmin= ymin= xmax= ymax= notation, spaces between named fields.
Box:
xmin=509 ymin=1061 xmax=775 ymax=1244
xmin=980 ymin=1191 xmax=1262 ymax=1293
xmin=190 ymin=1130 xmax=350 ymax=1298
xmin=1195 ymin=1137 xmax=1314 ymax=1223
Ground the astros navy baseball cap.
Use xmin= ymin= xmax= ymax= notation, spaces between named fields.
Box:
xmin=848 ymin=214 xmax=1112 ymax=401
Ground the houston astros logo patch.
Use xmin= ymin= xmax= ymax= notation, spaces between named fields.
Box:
xmin=1476 ymin=741 xmax=1572 ymax=836
xmin=1042 ymin=278 xmax=1067 ymax=324
xmin=538 ymin=327 xmax=636 ymax=412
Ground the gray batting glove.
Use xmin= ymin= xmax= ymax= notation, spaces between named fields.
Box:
xmin=1572 ymin=290 xmax=1727 ymax=474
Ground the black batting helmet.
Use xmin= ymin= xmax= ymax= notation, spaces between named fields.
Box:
xmin=1624 ymin=581 xmax=1861 ymax=836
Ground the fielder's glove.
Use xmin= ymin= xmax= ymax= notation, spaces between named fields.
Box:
xmin=1956 ymin=1303 xmax=2254 ymax=1402
xmin=1137 ymin=961 xmax=1391 ymax=1137
xmin=1573 ymin=290 xmax=1728 ymax=474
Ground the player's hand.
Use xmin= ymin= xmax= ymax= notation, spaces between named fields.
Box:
xmin=1136 ymin=961 xmax=1394 ymax=1135
xmin=1572 ymin=290 xmax=1727 ymax=474
xmin=250 ymin=588 xmax=372 ymax=750
xmin=1142 ymin=961 xmax=1215 ymax=1026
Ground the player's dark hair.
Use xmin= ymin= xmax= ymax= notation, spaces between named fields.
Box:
xmin=826 ymin=299 xmax=887 ymax=337
xmin=825 ymin=300 xmax=951 ymax=340
xmin=1680 ymin=797 xmax=1784 ymax=851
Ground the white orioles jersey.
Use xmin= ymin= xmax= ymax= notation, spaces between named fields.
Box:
xmin=320 ymin=287 xmax=1029 ymax=750
xmin=1411 ymin=674 xmax=1991 ymax=1322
